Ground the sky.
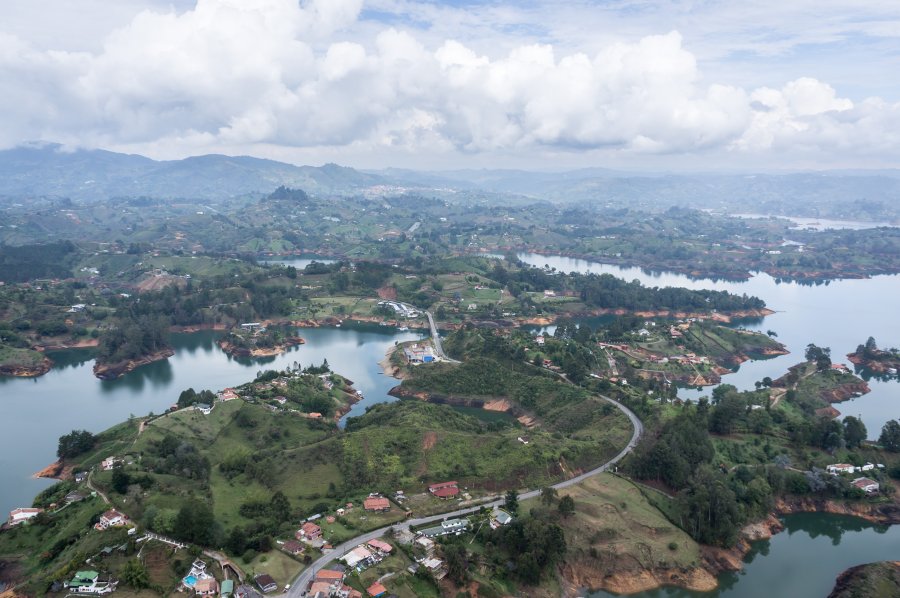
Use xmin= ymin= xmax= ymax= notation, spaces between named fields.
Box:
xmin=1 ymin=0 xmax=900 ymax=171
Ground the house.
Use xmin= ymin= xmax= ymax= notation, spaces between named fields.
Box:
xmin=273 ymin=396 xmax=287 ymax=405
xmin=403 ymin=343 xmax=436 ymax=364
xmin=535 ymin=335 xmax=545 ymax=345
xmin=282 ymin=540 xmax=304 ymax=555
xmin=490 ymin=509 xmax=513 ymax=529
xmin=255 ymin=574 xmax=278 ymax=593
xmin=7 ymin=507 xmax=42 ymax=526
xmin=315 ymin=570 xmax=344 ymax=584
xmin=366 ymin=582 xmax=387 ymax=597
xmin=236 ymin=585 xmax=263 ymax=598
xmin=366 ymin=539 xmax=392 ymax=554
xmin=308 ymin=412 xmax=323 ymax=419
xmin=852 ymin=477 xmax=880 ymax=494
xmin=221 ymin=579 xmax=235 ymax=598
xmin=341 ymin=545 xmax=376 ymax=568
xmin=467 ymin=303 xmax=477 ymax=311
xmin=74 ymin=471 xmax=89 ymax=483
xmin=363 ymin=496 xmax=390 ymax=512
xmin=414 ymin=536 xmax=435 ymax=558
xmin=66 ymin=570 xmax=118 ymax=595
xmin=336 ymin=508 xmax=346 ymax=516
xmin=96 ymin=509 xmax=128 ymax=530
xmin=309 ymin=582 xmax=334 ymax=596
xmin=219 ymin=388 xmax=239 ymax=401
xmin=195 ymin=578 xmax=219 ymax=596
xmin=543 ymin=290 xmax=556 ymax=297
xmin=860 ymin=462 xmax=876 ymax=472
xmin=101 ymin=456 xmax=118 ymax=471
xmin=826 ymin=463 xmax=856 ymax=475
xmin=428 ymin=481 xmax=459 ymax=499
xmin=298 ymin=521 xmax=322 ymax=540
xmin=65 ymin=491 xmax=85 ymax=503
xmin=195 ymin=403 xmax=213 ymax=415
xmin=419 ymin=518 xmax=468 ymax=538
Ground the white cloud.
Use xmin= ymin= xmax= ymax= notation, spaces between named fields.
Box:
xmin=0 ymin=0 xmax=899 ymax=168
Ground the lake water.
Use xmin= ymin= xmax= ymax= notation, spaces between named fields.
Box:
xmin=0 ymin=324 xmax=423 ymax=516
xmin=261 ymin=255 xmax=337 ymax=268
xmin=517 ymin=253 xmax=900 ymax=439
xmin=589 ymin=513 xmax=900 ymax=598
xmin=733 ymin=213 xmax=898 ymax=231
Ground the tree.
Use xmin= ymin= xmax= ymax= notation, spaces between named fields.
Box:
xmin=120 ymin=559 xmax=149 ymax=589
xmin=805 ymin=344 xmax=832 ymax=371
xmin=504 ymin=489 xmax=519 ymax=516
xmin=173 ymin=500 xmax=217 ymax=545
xmin=677 ymin=467 xmax=742 ymax=547
xmin=57 ymin=430 xmax=95 ymax=459
xmin=843 ymin=416 xmax=867 ymax=449
xmin=269 ymin=491 xmax=291 ymax=522
xmin=444 ymin=544 xmax=468 ymax=584
xmin=111 ymin=469 xmax=131 ymax=494
xmin=879 ymin=420 xmax=900 ymax=452
xmin=557 ymin=495 xmax=575 ymax=518
xmin=540 ymin=486 xmax=558 ymax=507
xmin=865 ymin=336 xmax=878 ymax=354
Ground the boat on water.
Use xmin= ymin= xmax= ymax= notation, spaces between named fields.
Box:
xmin=398 ymin=326 xmax=409 ymax=331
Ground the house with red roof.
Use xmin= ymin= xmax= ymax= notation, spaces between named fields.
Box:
xmin=96 ymin=509 xmax=128 ymax=530
xmin=366 ymin=582 xmax=387 ymax=597
xmin=363 ymin=496 xmax=390 ymax=512
xmin=428 ymin=481 xmax=459 ymax=499
xmin=297 ymin=521 xmax=322 ymax=540
xmin=366 ymin=539 xmax=393 ymax=554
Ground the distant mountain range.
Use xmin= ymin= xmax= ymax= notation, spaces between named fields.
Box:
xmin=1 ymin=143 xmax=899 ymax=221
xmin=0 ymin=143 xmax=384 ymax=201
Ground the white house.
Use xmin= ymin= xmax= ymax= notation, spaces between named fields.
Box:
xmin=852 ymin=477 xmax=880 ymax=494
xmin=96 ymin=509 xmax=128 ymax=530
xmin=101 ymin=456 xmax=118 ymax=471
xmin=195 ymin=403 xmax=213 ymax=415
xmin=826 ymin=463 xmax=856 ymax=475
xmin=7 ymin=507 xmax=42 ymax=526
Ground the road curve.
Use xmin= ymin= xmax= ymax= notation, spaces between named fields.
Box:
xmin=287 ymin=395 xmax=642 ymax=596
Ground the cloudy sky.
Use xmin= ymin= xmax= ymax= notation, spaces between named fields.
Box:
xmin=2 ymin=0 xmax=899 ymax=170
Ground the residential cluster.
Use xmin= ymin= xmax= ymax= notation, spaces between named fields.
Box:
xmin=826 ymin=462 xmax=885 ymax=493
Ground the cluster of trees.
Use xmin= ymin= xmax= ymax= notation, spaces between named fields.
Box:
xmin=0 ymin=240 xmax=79 ymax=282
xmin=57 ymin=429 xmax=96 ymax=459
xmin=577 ymin=273 xmax=766 ymax=313
xmin=95 ymin=314 xmax=170 ymax=364
xmin=880 ymin=420 xmax=900 ymax=452
xmin=177 ymin=388 xmax=216 ymax=408
xmin=144 ymin=435 xmax=210 ymax=480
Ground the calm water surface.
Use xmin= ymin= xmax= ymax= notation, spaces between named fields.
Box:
xmin=0 ymin=324 xmax=422 ymax=515
xmin=518 ymin=253 xmax=900 ymax=438
xmin=590 ymin=513 xmax=900 ymax=598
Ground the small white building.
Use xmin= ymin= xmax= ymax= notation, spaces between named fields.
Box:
xmin=7 ymin=507 xmax=42 ymax=526
xmin=100 ymin=457 xmax=118 ymax=471
xmin=96 ymin=509 xmax=128 ymax=530
xmin=851 ymin=477 xmax=880 ymax=494
xmin=195 ymin=403 xmax=213 ymax=415
xmin=826 ymin=463 xmax=856 ymax=475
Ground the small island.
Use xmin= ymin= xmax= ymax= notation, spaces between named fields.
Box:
xmin=217 ymin=323 xmax=305 ymax=357
xmin=0 ymin=345 xmax=52 ymax=377
xmin=848 ymin=337 xmax=900 ymax=379
xmin=92 ymin=316 xmax=173 ymax=380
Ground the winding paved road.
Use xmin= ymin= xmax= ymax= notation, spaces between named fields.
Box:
xmin=287 ymin=395 xmax=642 ymax=596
